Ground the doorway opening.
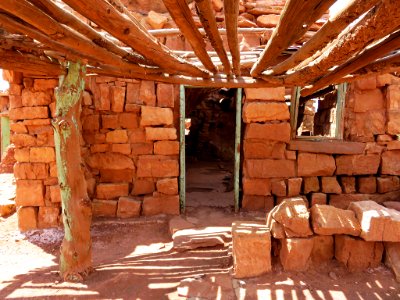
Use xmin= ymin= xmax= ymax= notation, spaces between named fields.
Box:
xmin=181 ymin=87 xmax=241 ymax=210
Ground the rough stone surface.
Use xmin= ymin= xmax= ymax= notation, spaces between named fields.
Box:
xmin=29 ymin=147 xmax=55 ymax=163
xmin=86 ymin=153 xmax=135 ymax=170
xmin=336 ymin=154 xmax=380 ymax=175
xmin=169 ymin=216 xmax=196 ymax=235
xmin=340 ymin=176 xmax=356 ymax=194
xmin=310 ymin=193 xmax=327 ymax=206
xmin=385 ymin=242 xmax=400 ymax=282
xmin=117 ymin=196 xmax=141 ymax=218
xmin=38 ymin=207 xmax=59 ymax=228
xmin=287 ymin=178 xmax=302 ymax=197
xmin=92 ymin=199 xmax=117 ymax=217
xmin=132 ymin=179 xmax=155 ymax=195
xmin=357 ymin=177 xmax=377 ymax=194
xmin=140 ymin=106 xmax=173 ymax=126
xmin=156 ymin=178 xmax=178 ymax=195
xmin=145 ymin=127 xmax=177 ymax=141
xmin=381 ymin=151 xmax=400 ymax=175
xmin=106 ymin=130 xmax=128 ymax=143
xmin=15 ymin=180 xmax=44 ymax=206
xmin=0 ymin=199 xmax=16 ymax=217
xmin=298 ymin=153 xmax=336 ymax=177
xmin=241 ymin=195 xmax=274 ymax=212
xmin=99 ymin=169 xmax=134 ymax=183
xmin=311 ymin=204 xmax=361 ymax=236
xmin=243 ymin=102 xmax=289 ymax=123
xmin=245 ymin=123 xmax=291 ymax=142
xmin=243 ymin=178 xmax=270 ymax=196
xmin=271 ymin=180 xmax=286 ymax=197
xmin=383 ymin=201 xmax=400 ymax=211
xmin=17 ymin=206 xmax=37 ymax=231
xmin=154 ymin=141 xmax=179 ymax=155
xmin=377 ymin=176 xmax=400 ymax=193
xmin=142 ymin=195 xmax=179 ymax=216
xmin=303 ymin=177 xmax=320 ymax=194
xmin=321 ymin=177 xmax=342 ymax=194
xmin=157 ymin=83 xmax=174 ymax=107
xmin=137 ymin=156 xmax=179 ymax=178
xmin=335 ymin=235 xmax=383 ymax=272
xmin=280 ymin=238 xmax=314 ymax=271
xmin=311 ymin=235 xmax=334 ymax=264
xmin=96 ymin=183 xmax=129 ymax=200
xmin=243 ymin=140 xmax=285 ymax=159
xmin=244 ymin=87 xmax=285 ymax=101
xmin=246 ymin=159 xmax=296 ymax=178
xmin=353 ymin=89 xmax=384 ymax=112
xmin=232 ymin=221 xmax=271 ymax=278
xmin=349 ymin=200 xmax=400 ymax=242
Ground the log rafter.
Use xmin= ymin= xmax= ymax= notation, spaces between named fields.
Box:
xmin=224 ymin=0 xmax=241 ymax=76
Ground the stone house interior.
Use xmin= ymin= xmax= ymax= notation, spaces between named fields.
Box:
xmin=0 ymin=0 xmax=399 ymax=295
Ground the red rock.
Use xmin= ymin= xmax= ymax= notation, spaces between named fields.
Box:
xmin=119 ymin=112 xmax=139 ymax=129
xmin=29 ymin=147 xmax=55 ymax=163
xmin=21 ymin=89 xmax=52 ymax=106
xmin=311 ymin=204 xmax=361 ymax=236
xmin=12 ymin=134 xmax=36 ymax=147
xmin=280 ymin=237 xmax=314 ymax=271
xmin=321 ymin=177 xmax=342 ymax=194
xmin=111 ymin=86 xmax=125 ymax=112
xmin=386 ymin=85 xmax=400 ymax=110
xmin=243 ymin=177 xmax=271 ymax=196
xmin=157 ymin=83 xmax=175 ymax=107
xmin=137 ymin=156 xmax=179 ymax=177
xmin=117 ymin=196 xmax=141 ymax=218
xmin=357 ymin=176 xmax=377 ymax=193
xmin=111 ymin=143 xmax=131 ymax=155
xmin=353 ymin=89 xmax=384 ymax=112
xmin=377 ymin=176 xmax=400 ymax=193
xmin=387 ymin=111 xmax=400 ymax=135
xmin=86 ymin=153 xmax=135 ymax=170
xmin=126 ymin=82 xmax=140 ymax=104
xmin=156 ymin=178 xmax=178 ymax=195
xmin=311 ymin=235 xmax=334 ymax=265
xmin=298 ymin=153 xmax=336 ymax=177
xmin=49 ymin=185 xmax=61 ymax=203
xmin=381 ymin=151 xmax=400 ymax=175
xmin=82 ymin=114 xmax=100 ymax=131
xmin=33 ymin=79 xmax=58 ymax=91
xmin=14 ymin=162 xmax=48 ymax=179
xmin=132 ymin=179 xmax=155 ymax=195
xmin=244 ymin=87 xmax=285 ymax=101
xmin=129 ymin=129 xmax=146 ymax=143
xmin=0 ymin=200 xmax=16 ymax=217
xmin=154 ymin=141 xmax=179 ymax=155
xmin=92 ymin=199 xmax=117 ymax=217
xmin=232 ymin=221 xmax=271 ymax=278
xmin=287 ymin=178 xmax=302 ymax=197
xmin=14 ymin=148 xmax=30 ymax=162
xmin=244 ymin=122 xmax=291 ymax=142
xmin=384 ymin=242 xmax=400 ymax=282
xmin=335 ymin=235 xmax=383 ymax=271
xmin=100 ymin=169 xmax=134 ymax=183
xmin=9 ymin=95 xmax=22 ymax=109
xmin=9 ymin=106 xmax=49 ymax=120
xmin=383 ymin=201 xmax=400 ymax=211
xmin=340 ymin=176 xmax=356 ymax=193
xmin=38 ymin=207 xmax=59 ymax=228
xmin=90 ymin=144 xmax=109 ymax=153
xmin=271 ymin=180 xmax=286 ymax=196
xmin=243 ymin=102 xmax=289 ymax=123
xmin=329 ymin=194 xmax=368 ymax=209
xmin=355 ymin=110 xmax=386 ymax=136
xmin=82 ymin=91 xmax=92 ymax=106
xmin=131 ymin=143 xmax=153 ymax=155
xmin=141 ymin=106 xmax=173 ymax=126
xmin=9 ymin=84 xmax=22 ymax=95
xmin=354 ymin=76 xmax=376 ymax=90
xmin=105 ymin=129 xmax=128 ymax=143
xmin=95 ymin=84 xmax=110 ymax=110
xmin=246 ymin=159 xmax=296 ymax=178
xmin=139 ymin=81 xmax=156 ymax=106
xmin=15 ymin=180 xmax=44 ymax=206
xmin=243 ymin=140 xmax=285 ymax=159
xmin=303 ymin=177 xmax=320 ymax=194
xmin=10 ymin=122 xmax=28 ymax=134
xmin=96 ymin=183 xmax=129 ymax=200
xmin=169 ymin=216 xmax=196 ymax=235
xmin=310 ymin=193 xmax=327 ymax=206
xmin=142 ymin=194 xmax=179 ymax=215
xmin=336 ymin=154 xmax=380 ymax=175
xmin=17 ymin=207 xmax=38 ymax=231
xmin=102 ymin=114 xmax=119 ymax=129
xmin=256 ymin=14 xmax=280 ymax=28
xmin=242 ymin=195 xmax=274 ymax=211
xmin=145 ymin=127 xmax=177 ymax=141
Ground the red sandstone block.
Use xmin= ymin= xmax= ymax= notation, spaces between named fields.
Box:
xmin=298 ymin=153 xmax=336 ymax=177
xmin=354 ymin=76 xmax=376 ymax=90
xmin=82 ymin=114 xmax=100 ymax=132
xmin=243 ymin=102 xmax=289 ymax=123
xmin=86 ymin=152 xmax=135 ymax=170
xmin=16 ymin=179 xmax=45 ymax=206
xmin=242 ymin=195 xmax=274 ymax=211
xmin=29 ymin=147 xmax=55 ymax=163
xmin=92 ymin=199 xmax=117 ymax=217
xmin=386 ymin=85 xmax=400 ymax=110
xmin=243 ymin=177 xmax=271 ymax=196
xmin=387 ymin=111 xmax=400 ymax=135
xmin=303 ymin=177 xmax=320 ymax=194
xmin=100 ymin=169 xmax=134 ymax=183
xmin=105 ymin=129 xmax=128 ymax=143
xmin=90 ymin=144 xmax=109 ymax=153
xmin=132 ymin=179 xmax=155 ymax=195
xmin=137 ymin=156 xmax=179 ymax=178
xmin=157 ymin=83 xmax=175 ymax=107
xmin=336 ymin=154 xmax=380 ymax=175
xmin=94 ymin=84 xmax=111 ymax=111
xmin=357 ymin=176 xmax=376 ymax=193
xmin=129 ymin=129 xmax=147 ymax=143
xmin=119 ymin=113 xmax=139 ymax=129
xmin=156 ymin=178 xmax=178 ymax=195
xmin=244 ymin=87 xmax=285 ymax=101
xmin=38 ymin=207 xmax=59 ymax=228
xmin=310 ymin=193 xmax=327 ymax=206
xmin=139 ymin=81 xmax=156 ymax=106
xmin=140 ymin=106 xmax=173 ymax=126
xmin=355 ymin=110 xmax=386 ymax=136
xmin=154 ymin=141 xmax=179 ymax=155
xmin=287 ymin=178 xmax=302 ymax=197
xmin=145 ymin=127 xmax=177 ymax=141
xmin=17 ymin=206 xmax=38 ymax=231
xmin=126 ymin=82 xmax=140 ymax=104
xmin=96 ymin=183 xmax=129 ymax=200
xmin=9 ymin=95 xmax=22 ymax=109
xmin=102 ymin=114 xmax=119 ymax=129
xmin=33 ymin=79 xmax=58 ymax=91
xmin=50 ymin=185 xmax=61 ymax=203
xmin=10 ymin=122 xmax=28 ymax=134
xmin=111 ymin=86 xmax=126 ymax=112
xmin=9 ymin=106 xmax=49 ymax=120
xmin=244 ymin=122 xmax=291 ymax=142
xmin=321 ymin=177 xmax=342 ymax=194
xmin=256 ymin=14 xmax=280 ymax=28
xmin=11 ymin=134 xmax=36 ymax=147
xmin=353 ymin=89 xmax=384 ymax=113
xmin=82 ymin=91 xmax=93 ymax=106
xmin=14 ymin=162 xmax=48 ymax=180
xmin=117 ymin=196 xmax=141 ymax=218
xmin=246 ymin=159 xmax=295 ymax=178
xmin=340 ymin=176 xmax=356 ymax=194
xmin=271 ymin=180 xmax=286 ymax=196
xmin=142 ymin=195 xmax=179 ymax=216
xmin=377 ymin=176 xmax=400 ymax=193
xmin=14 ymin=148 xmax=30 ymax=162
xmin=9 ymin=83 xmax=22 ymax=96
xmin=111 ymin=143 xmax=131 ymax=155
xmin=21 ymin=90 xmax=52 ymax=107
xmin=131 ymin=143 xmax=154 ymax=155
xmin=243 ymin=140 xmax=285 ymax=159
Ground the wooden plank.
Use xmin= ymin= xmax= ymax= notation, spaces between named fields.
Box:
xmin=301 ymin=30 xmax=400 ymax=96
xmin=288 ymin=140 xmax=366 ymax=154
xmin=284 ymin=0 xmax=400 ymax=86
xmin=269 ymin=0 xmax=380 ymax=75
xmin=224 ymin=0 xmax=241 ymax=76
xmin=63 ymin=0 xmax=208 ymax=77
xmin=194 ymin=0 xmax=231 ymax=74
xmin=162 ymin=0 xmax=216 ymax=73
xmin=250 ymin=0 xmax=335 ymax=77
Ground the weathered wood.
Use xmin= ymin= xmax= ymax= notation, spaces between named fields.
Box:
xmin=301 ymin=30 xmax=400 ymax=96
xmin=250 ymin=0 xmax=335 ymax=76
xmin=63 ymin=0 xmax=208 ymax=77
xmin=269 ymin=0 xmax=380 ymax=75
xmin=0 ymin=1 xmax=161 ymax=75
xmin=351 ymin=52 xmax=400 ymax=77
xmin=195 ymin=0 xmax=231 ymax=74
xmin=162 ymin=0 xmax=216 ymax=73
xmin=53 ymin=62 xmax=92 ymax=281
xmin=288 ymin=140 xmax=366 ymax=155
xmin=224 ymin=0 xmax=241 ymax=76
xmin=30 ymin=0 xmax=151 ymax=66
xmin=148 ymin=27 xmax=274 ymax=36
xmin=284 ymin=0 xmax=400 ymax=86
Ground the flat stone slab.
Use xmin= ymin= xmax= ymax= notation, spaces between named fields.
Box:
xmin=280 ymin=237 xmax=314 ymax=271
xmin=383 ymin=201 xmax=400 ymax=211
xmin=311 ymin=204 xmax=361 ymax=236
xmin=169 ymin=216 xmax=196 ymax=235
xmin=349 ymin=200 xmax=400 ymax=242
xmin=385 ymin=242 xmax=400 ymax=282
xmin=172 ymin=226 xmax=231 ymax=251
xmin=0 ymin=199 xmax=15 ymax=217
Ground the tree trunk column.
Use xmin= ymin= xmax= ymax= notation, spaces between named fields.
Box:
xmin=53 ymin=62 xmax=92 ymax=281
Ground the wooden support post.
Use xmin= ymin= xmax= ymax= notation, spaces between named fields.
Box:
xmin=179 ymin=85 xmax=186 ymax=213
xmin=53 ymin=62 xmax=92 ymax=282
xmin=234 ymin=88 xmax=242 ymax=213
xmin=1 ymin=116 xmax=10 ymax=157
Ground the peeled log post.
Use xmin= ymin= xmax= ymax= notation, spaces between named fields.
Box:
xmin=53 ymin=62 xmax=92 ymax=282
xmin=224 ymin=0 xmax=241 ymax=76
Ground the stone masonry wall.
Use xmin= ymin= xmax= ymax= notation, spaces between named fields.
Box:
xmin=242 ymin=74 xmax=400 ymax=211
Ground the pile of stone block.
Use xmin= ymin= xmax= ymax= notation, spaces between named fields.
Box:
xmin=232 ymin=197 xmax=400 ymax=280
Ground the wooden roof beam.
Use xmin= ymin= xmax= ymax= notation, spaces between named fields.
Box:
xmin=284 ymin=0 xmax=400 ymax=86
xmin=268 ymin=0 xmax=381 ymax=75
xmin=250 ymin=0 xmax=335 ymax=77
xmin=352 ymin=51 xmax=400 ymax=77
xmin=224 ymin=0 xmax=241 ymax=76
xmin=63 ymin=0 xmax=209 ymax=77
xmin=162 ymin=0 xmax=216 ymax=73
xmin=301 ymin=30 xmax=400 ymax=96
xmin=194 ymin=0 xmax=231 ymax=75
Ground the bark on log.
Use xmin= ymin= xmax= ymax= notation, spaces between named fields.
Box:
xmin=250 ymin=0 xmax=335 ymax=76
xmin=352 ymin=52 xmax=400 ymax=77
xmin=53 ymin=62 xmax=92 ymax=282
xmin=224 ymin=0 xmax=241 ymax=76
xmin=163 ymin=0 xmax=216 ymax=73
xmin=301 ymin=31 xmax=400 ymax=96
xmin=195 ymin=0 xmax=231 ymax=74
xmin=269 ymin=0 xmax=380 ymax=75
xmin=63 ymin=0 xmax=208 ymax=77
xmin=284 ymin=0 xmax=400 ymax=86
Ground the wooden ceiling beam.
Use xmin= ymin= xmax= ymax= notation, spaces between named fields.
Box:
xmin=301 ymin=30 xmax=400 ymax=96
xmin=352 ymin=51 xmax=400 ymax=77
xmin=63 ymin=0 xmax=209 ymax=77
xmin=162 ymin=0 xmax=216 ymax=73
xmin=194 ymin=0 xmax=231 ymax=75
xmin=250 ymin=0 xmax=335 ymax=77
xmin=284 ymin=0 xmax=400 ymax=86
xmin=224 ymin=0 xmax=241 ymax=76
xmin=269 ymin=0 xmax=381 ymax=75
